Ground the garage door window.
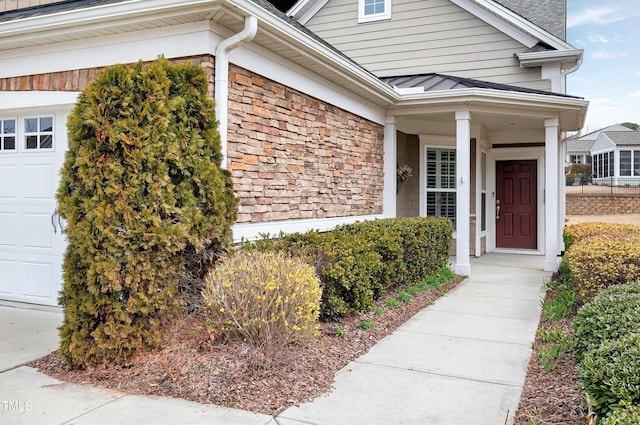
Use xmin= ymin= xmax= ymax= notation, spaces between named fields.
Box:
xmin=1 ymin=118 xmax=16 ymax=151
xmin=25 ymin=117 xmax=53 ymax=150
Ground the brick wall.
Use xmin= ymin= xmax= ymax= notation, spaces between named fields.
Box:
xmin=226 ymin=64 xmax=384 ymax=223
xmin=566 ymin=195 xmax=640 ymax=215
xmin=1 ymin=55 xmax=385 ymax=225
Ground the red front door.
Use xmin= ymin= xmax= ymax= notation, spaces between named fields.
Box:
xmin=496 ymin=160 xmax=537 ymax=249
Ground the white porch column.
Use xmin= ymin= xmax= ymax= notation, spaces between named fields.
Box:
xmin=455 ymin=111 xmax=471 ymax=275
xmin=545 ymin=118 xmax=560 ymax=272
xmin=383 ymin=115 xmax=397 ymax=218
xmin=558 ymin=137 xmax=566 ymax=254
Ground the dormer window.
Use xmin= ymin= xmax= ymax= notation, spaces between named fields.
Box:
xmin=358 ymin=0 xmax=391 ymax=23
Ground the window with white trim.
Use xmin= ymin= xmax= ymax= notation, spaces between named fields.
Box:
xmin=620 ymin=150 xmax=640 ymax=176
xmin=426 ymin=147 xmax=456 ymax=229
xmin=592 ymin=152 xmax=614 ymax=179
xmin=358 ymin=0 xmax=391 ymax=22
xmin=25 ymin=116 xmax=54 ymax=150
xmin=0 ymin=118 xmax=16 ymax=151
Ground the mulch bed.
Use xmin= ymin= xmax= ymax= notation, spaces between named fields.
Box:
xmin=514 ymin=288 xmax=585 ymax=424
xmin=30 ymin=278 xmax=460 ymax=415
xmin=31 ymin=277 xmax=588 ymax=421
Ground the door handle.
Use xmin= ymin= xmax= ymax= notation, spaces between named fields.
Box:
xmin=51 ymin=212 xmax=58 ymax=234
xmin=496 ymin=200 xmax=501 ymax=222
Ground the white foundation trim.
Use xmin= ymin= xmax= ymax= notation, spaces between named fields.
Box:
xmin=232 ymin=214 xmax=384 ymax=242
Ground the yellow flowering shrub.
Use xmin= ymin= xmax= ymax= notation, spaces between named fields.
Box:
xmin=202 ymin=251 xmax=322 ymax=347
xmin=564 ymin=222 xmax=640 ymax=251
xmin=565 ymin=232 xmax=640 ymax=301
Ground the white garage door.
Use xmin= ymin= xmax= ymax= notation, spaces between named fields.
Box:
xmin=0 ymin=109 xmax=70 ymax=306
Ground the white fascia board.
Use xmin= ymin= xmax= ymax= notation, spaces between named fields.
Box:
xmin=395 ymin=88 xmax=588 ymax=110
xmin=0 ymin=0 xmax=215 ymax=37
xmin=232 ymin=214 xmax=384 ymax=242
xmin=391 ymin=88 xmax=588 ymax=130
xmin=298 ymin=0 xmax=330 ymax=25
xmin=0 ymin=91 xmax=80 ymax=110
xmin=450 ymin=0 xmax=574 ymax=51
xmin=286 ymin=0 xmax=312 ymax=17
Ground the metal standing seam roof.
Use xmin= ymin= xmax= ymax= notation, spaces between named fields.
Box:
xmin=382 ymin=74 xmax=582 ymax=99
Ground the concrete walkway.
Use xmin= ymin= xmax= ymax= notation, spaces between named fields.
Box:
xmin=0 ymin=253 xmax=549 ymax=425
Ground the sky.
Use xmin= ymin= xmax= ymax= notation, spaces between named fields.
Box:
xmin=566 ymin=0 xmax=640 ymax=133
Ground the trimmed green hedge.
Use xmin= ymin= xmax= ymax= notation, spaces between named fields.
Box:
xmin=572 ymin=282 xmax=640 ymax=362
xmin=600 ymin=405 xmax=640 ymax=425
xmin=564 ymin=232 xmax=640 ymax=301
xmin=574 ymin=282 xmax=640 ymax=419
xmin=246 ymin=217 xmax=452 ymax=320
xmin=563 ymin=222 xmax=640 ymax=251
xmin=577 ymin=332 xmax=640 ymax=418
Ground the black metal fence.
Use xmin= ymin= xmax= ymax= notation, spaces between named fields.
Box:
xmin=566 ymin=177 xmax=640 ymax=196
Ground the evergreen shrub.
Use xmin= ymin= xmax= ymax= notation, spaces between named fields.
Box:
xmin=572 ymin=282 xmax=640 ymax=362
xmin=203 ymin=251 xmax=322 ymax=347
xmin=577 ymin=332 xmax=640 ymax=418
xmin=563 ymin=222 xmax=640 ymax=251
xmin=57 ymin=58 xmax=237 ymax=368
xmin=600 ymin=405 xmax=640 ymax=425
xmin=564 ymin=233 xmax=640 ymax=301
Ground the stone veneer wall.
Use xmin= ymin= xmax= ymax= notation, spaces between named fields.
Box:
xmin=566 ymin=195 xmax=640 ymax=215
xmin=1 ymin=55 xmax=385 ymax=224
xmin=226 ymin=64 xmax=384 ymax=223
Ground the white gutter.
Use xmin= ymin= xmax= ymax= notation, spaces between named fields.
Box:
xmin=215 ymin=15 xmax=258 ymax=169
xmin=518 ymin=49 xmax=583 ymax=69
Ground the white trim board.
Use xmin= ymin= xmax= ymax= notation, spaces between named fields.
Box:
xmin=0 ymin=92 xmax=80 ymax=110
xmin=232 ymin=214 xmax=384 ymax=242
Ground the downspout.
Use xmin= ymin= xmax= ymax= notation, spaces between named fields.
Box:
xmin=215 ymin=15 xmax=258 ymax=169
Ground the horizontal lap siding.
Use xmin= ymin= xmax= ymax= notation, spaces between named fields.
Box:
xmin=0 ymin=0 xmax=66 ymax=13
xmin=306 ymin=0 xmax=548 ymax=90
xmin=227 ymin=65 xmax=384 ymax=224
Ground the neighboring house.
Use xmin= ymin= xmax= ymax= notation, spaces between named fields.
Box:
xmin=590 ymin=131 xmax=640 ymax=185
xmin=566 ymin=124 xmax=633 ymax=165
xmin=0 ymin=0 xmax=587 ymax=306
